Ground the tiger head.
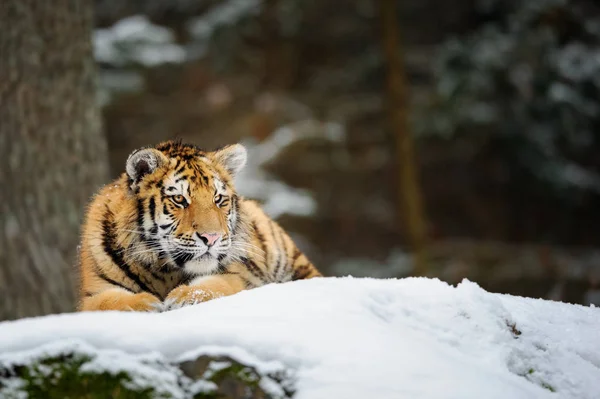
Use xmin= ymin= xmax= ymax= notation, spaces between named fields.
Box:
xmin=124 ymin=141 xmax=247 ymax=275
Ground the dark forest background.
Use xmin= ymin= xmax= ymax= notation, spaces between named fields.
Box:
xmin=2 ymin=0 xmax=600 ymax=320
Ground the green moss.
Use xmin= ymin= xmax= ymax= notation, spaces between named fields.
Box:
xmin=1 ymin=354 xmax=157 ymax=399
xmin=541 ymin=382 xmax=556 ymax=393
xmin=0 ymin=351 xmax=294 ymax=399
xmin=182 ymin=356 xmax=294 ymax=398
xmin=519 ymin=367 xmax=556 ymax=394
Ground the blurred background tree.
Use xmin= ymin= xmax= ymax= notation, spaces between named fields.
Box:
xmin=0 ymin=0 xmax=108 ymax=319
xmin=379 ymin=0 xmax=429 ymax=275
xmin=423 ymin=0 xmax=600 ymax=243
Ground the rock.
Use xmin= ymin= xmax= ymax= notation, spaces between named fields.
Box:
xmin=0 ymin=349 xmax=294 ymax=399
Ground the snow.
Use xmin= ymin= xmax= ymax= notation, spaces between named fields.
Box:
xmin=94 ymin=15 xmax=186 ymax=67
xmin=93 ymin=15 xmax=188 ymax=105
xmin=0 ymin=278 xmax=598 ymax=398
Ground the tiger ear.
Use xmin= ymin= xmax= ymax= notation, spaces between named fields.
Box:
xmin=126 ymin=148 xmax=168 ymax=184
xmin=212 ymin=144 xmax=247 ymax=177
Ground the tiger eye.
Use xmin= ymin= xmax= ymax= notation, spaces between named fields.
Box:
xmin=171 ymin=195 xmax=186 ymax=205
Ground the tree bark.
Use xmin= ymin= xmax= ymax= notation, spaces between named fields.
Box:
xmin=0 ymin=1 xmax=109 ymax=320
xmin=378 ymin=0 xmax=429 ymax=275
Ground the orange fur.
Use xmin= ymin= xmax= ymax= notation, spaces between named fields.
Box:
xmin=80 ymin=290 xmax=160 ymax=312
xmin=78 ymin=141 xmax=321 ymax=312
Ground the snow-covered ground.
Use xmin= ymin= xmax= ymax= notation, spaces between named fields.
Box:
xmin=0 ymin=278 xmax=598 ymax=398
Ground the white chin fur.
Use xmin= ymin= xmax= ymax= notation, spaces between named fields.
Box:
xmin=183 ymin=256 xmax=219 ymax=275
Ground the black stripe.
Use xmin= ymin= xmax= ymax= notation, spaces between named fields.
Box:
xmin=171 ymin=220 xmax=180 ymax=233
xmin=241 ymin=276 xmax=254 ymax=289
xmin=148 ymin=197 xmax=158 ymax=235
xmin=215 ymin=263 xmax=238 ymax=275
xmin=241 ymin=257 xmax=268 ymax=283
xmin=137 ymin=256 xmax=165 ymax=281
xmin=292 ymin=264 xmax=312 ymax=281
xmin=142 ymin=262 xmax=166 ymax=284
xmin=157 ymin=249 xmax=169 ymax=262
xmin=230 ymin=195 xmax=239 ymax=233
xmin=279 ymin=232 xmax=291 ymax=280
xmin=173 ymin=159 xmax=181 ymax=172
xmin=269 ymin=222 xmax=285 ymax=281
xmin=175 ymin=163 xmax=187 ymax=175
xmin=150 ymin=270 xmax=165 ymax=282
xmin=253 ymin=221 xmax=268 ymax=258
xmin=172 ymin=252 xmax=194 ymax=268
xmin=180 ymin=273 xmax=194 ymax=286
xmin=159 ymin=223 xmax=172 ymax=230
xmin=175 ymin=175 xmax=188 ymax=183
xmin=193 ymin=163 xmax=209 ymax=186
xmin=102 ymin=207 xmax=160 ymax=297
xmin=94 ymin=265 xmax=135 ymax=293
xmin=136 ymin=198 xmax=146 ymax=241
xmin=292 ymin=248 xmax=302 ymax=263
xmin=163 ymin=204 xmax=169 ymax=215
xmin=148 ymin=197 xmax=156 ymax=216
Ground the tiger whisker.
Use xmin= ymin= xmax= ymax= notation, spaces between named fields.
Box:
xmin=123 ymin=244 xmax=165 ymax=256
xmin=117 ymin=243 xmax=164 ymax=254
xmin=232 ymin=241 xmax=265 ymax=254
xmin=231 ymin=243 xmax=266 ymax=260
xmin=128 ymin=248 xmax=164 ymax=257
xmin=232 ymin=245 xmax=264 ymax=256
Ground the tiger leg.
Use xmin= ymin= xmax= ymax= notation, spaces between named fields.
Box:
xmin=165 ymin=274 xmax=246 ymax=306
xmin=290 ymin=253 xmax=322 ymax=280
xmin=80 ymin=289 xmax=161 ymax=312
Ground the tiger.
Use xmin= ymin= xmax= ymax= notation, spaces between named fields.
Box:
xmin=78 ymin=140 xmax=321 ymax=312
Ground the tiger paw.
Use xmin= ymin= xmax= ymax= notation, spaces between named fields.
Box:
xmin=124 ymin=292 xmax=163 ymax=312
xmin=150 ymin=297 xmax=179 ymax=312
xmin=164 ymin=284 xmax=221 ymax=309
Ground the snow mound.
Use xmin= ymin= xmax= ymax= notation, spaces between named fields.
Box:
xmin=0 ymin=278 xmax=598 ymax=398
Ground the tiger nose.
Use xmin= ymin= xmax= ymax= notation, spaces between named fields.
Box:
xmin=199 ymin=232 xmax=220 ymax=246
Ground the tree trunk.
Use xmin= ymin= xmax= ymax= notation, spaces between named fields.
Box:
xmin=378 ymin=0 xmax=429 ymax=275
xmin=260 ymin=0 xmax=297 ymax=89
xmin=0 ymin=1 xmax=109 ymax=320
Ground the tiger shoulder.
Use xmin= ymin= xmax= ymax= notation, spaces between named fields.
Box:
xmin=78 ymin=140 xmax=321 ymax=312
